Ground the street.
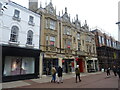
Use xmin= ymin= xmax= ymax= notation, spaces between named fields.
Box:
xmin=14 ymin=72 xmax=119 ymax=88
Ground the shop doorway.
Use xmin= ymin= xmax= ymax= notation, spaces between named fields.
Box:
xmin=62 ymin=59 xmax=74 ymax=73
xmin=43 ymin=58 xmax=58 ymax=75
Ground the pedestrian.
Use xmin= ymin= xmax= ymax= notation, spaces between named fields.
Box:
xmin=57 ymin=66 xmax=63 ymax=84
xmin=106 ymin=67 xmax=110 ymax=77
xmin=117 ymin=66 xmax=120 ymax=79
xmin=51 ymin=66 xmax=56 ymax=83
xmin=75 ymin=65 xmax=81 ymax=83
xmin=112 ymin=66 xmax=117 ymax=76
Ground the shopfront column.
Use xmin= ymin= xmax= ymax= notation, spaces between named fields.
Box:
xmin=59 ymin=58 xmax=62 ymax=67
xmin=39 ymin=53 xmax=43 ymax=78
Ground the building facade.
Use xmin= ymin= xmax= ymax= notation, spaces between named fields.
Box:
xmin=91 ymin=29 xmax=120 ymax=70
xmin=30 ymin=1 xmax=98 ymax=76
xmin=0 ymin=1 xmax=41 ymax=82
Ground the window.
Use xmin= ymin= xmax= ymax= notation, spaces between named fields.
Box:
xmin=29 ymin=16 xmax=34 ymax=23
xmin=49 ymin=7 xmax=54 ymax=14
xmin=109 ymin=40 xmax=111 ymax=47
xmin=78 ymin=42 xmax=81 ymax=51
xmin=10 ymin=26 xmax=19 ymax=42
xmin=26 ymin=30 xmax=33 ymax=45
xmin=46 ymin=36 xmax=49 ymax=45
xmin=73 ymin=37 xmax=76 ymax=43
xmin=107 ymin=39 xmax=109 ymax=46
xmin=77 ymin=33 xmax=80 ymax=40
xmin=101 ymin=37 xmax=104 ymax=45
xmin=98 ymin=36 xmax=102 ymax=44
xmin=4 ymin=56 xmax=35 ymax=76
xmin=67 ymin=40 xmax=71 ymax=49
xmin=50 ymin=20 xmax=56 ymax=30
xmin=0 ymin=3 xmax=2 ymax=11
xmin=82 ymin=40 xmax=84 ymax=46
xmin=46 ymin=19 xmax=48 ymax=29
xmin=50 ymin=36 xmax=55 ymax=46
xmin=14 ymin=9 xmax=20 ymax=18
xmin=64 ymin=26 xmax=71 ymax=35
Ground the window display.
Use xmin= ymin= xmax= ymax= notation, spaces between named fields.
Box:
xmin=4 ymin=56 xmax=35 ymax=76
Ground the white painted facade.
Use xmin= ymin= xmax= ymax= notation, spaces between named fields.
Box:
xmin=0 ymin=1 xmax=40 ymax=49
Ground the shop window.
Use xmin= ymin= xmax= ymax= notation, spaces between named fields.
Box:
xmin=26 ymin=30 xmax=33 ymax=45
xmin=10 ymin=26 xmax=19 ymax=42
xmin=4 ymin=56 xmax=35 ymax=76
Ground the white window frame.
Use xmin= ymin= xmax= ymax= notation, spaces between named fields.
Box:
xmin=10 ymin=26 xmax=19 ymax=42
xmin=14 ymin=9 xmax=20 ymax=18
xmin=26 ymin=30 xmax=33 ymax=45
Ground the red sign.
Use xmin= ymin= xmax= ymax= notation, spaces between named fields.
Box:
xmin=67 ymin=45 xmax=70 ymax=48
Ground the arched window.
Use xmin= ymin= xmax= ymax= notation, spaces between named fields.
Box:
xmin=26 ymin=30 xmax=33 ymax=45
xmin=10 ymin=26 xmax=19 ymax=42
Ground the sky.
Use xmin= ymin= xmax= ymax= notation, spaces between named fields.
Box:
xmin=11 ymin=0 xmax=119 ymax=40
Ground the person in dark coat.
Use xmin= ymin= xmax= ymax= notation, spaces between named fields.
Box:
xmin=75 ymin=65 xmax=81 ymax=83
xmin=117 ymin=66 xmax=120 ymax=79
xmin=57 ymin=66 xmax=63 ymax=83
xmin=112 ymin=66 xmax=117 ymax=76
xmin=106 ymin=67 xmax=110 ymax=77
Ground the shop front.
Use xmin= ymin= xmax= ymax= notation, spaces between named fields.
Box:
xmin=43 ymin=58 xmax=58 ymax=75
xmin=62 ymin=59 xmax=74 ymax=73
xmin=2 ymin=45 xmax=40 ymax=82
xmin=76 ymin=57 xmax=85 ymax=73
xmin=86 ymin=57 xmax=98 ymax=72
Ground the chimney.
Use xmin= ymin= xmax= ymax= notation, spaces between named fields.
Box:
xmin=29 ymin=0 xmax=38 ymax=12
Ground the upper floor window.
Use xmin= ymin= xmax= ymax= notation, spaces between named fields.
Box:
xmin=14 ymin=9 xmax=20 ymax=18
xmin=46 ymin=19 xmax=48 ymax=29
xmin=0 ymin=3 xmax=2 ymax=11
xmin=67 ymin=40 xmax=71 ymax=49
xmin=50 ymin=36 xmax=55 ymax=46
xmin=101 ymin=37 xmax=104 ymax=45
xmin=78 ymin=42 xmax=81 ymax=51
xmin=50 ymin=19 xmax=56 ymax=30
xmin=64 ymin=26 xmax=71 ymax=35
xmin=98 ymin=36 xmax=102 ymax=44
xmin=26 ymin=30 xmax=33 ymax=45
xmin=77 ymin=33 xmax=80 ymax=40
xmin=109 ymin=40 xmax=111 ymax=47
xmin=107 ymin=39 xmax=109 ymax=46
xmin=29 ymin=16 xmax=34 ymax=23
xmin=10 ymin=26 xmax=19 ymax=42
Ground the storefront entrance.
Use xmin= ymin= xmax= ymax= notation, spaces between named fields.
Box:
xmin=62 ymin=59 xmax=74 ymax=73
xmin=43 ymin=58 xmax=58 ymax=75
xmin=76 ymin=58 xmax=85 ymax=72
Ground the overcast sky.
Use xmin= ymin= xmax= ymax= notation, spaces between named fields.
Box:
xmin=11 ymin=0 xmax=119 ymax=40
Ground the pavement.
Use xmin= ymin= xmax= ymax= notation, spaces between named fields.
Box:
xmin=2 ymin=71 xmax=103 ymax=89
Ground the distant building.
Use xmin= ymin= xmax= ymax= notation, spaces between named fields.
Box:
xmin=91 ymin=29 xmax=120 ymax=70
xmin=0 ymin=1 xmax=41 ymax=82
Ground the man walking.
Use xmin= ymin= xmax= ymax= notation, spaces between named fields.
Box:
xmin=57 ymin=66 xmax=63 ymax=84
xmin=75 ymin=65 xmax=81 ymax=83
xmin=112 ymin=66 xmax=117 ymax=76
